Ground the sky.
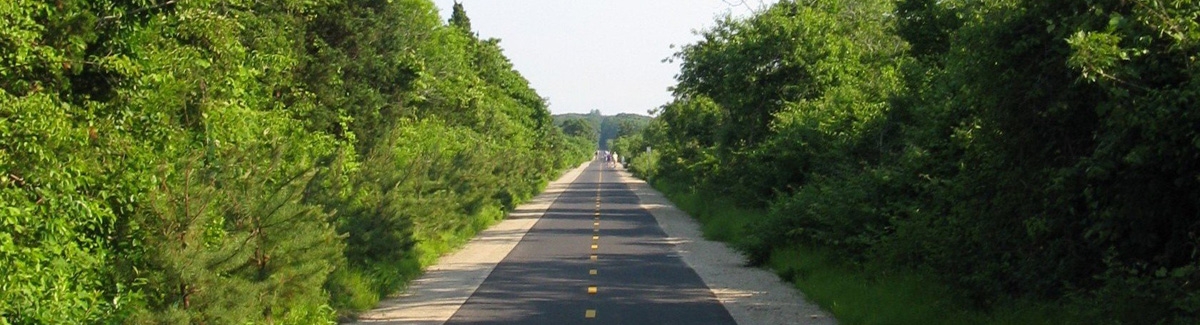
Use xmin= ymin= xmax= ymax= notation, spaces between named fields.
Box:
xmin=430 ymin=0 xmax=776 ymax=116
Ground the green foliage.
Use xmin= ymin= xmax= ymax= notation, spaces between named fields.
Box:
xmin=552 ymin=110 xmax=605 ymax=129
xmin=611 ymin=132 xmax=658 ymax=177
xmin=656 ymin=178 xmax=1090 ymax=325
xmin=553 ymin=110 xmax=651 ymax=150
xmin=559 ymin=118 xmax=598 ymax=140
xmin=598 ymin=114 xmax=650 ymax=149
xmin=1 ymin=92 xmax=115 ymax=324
xmin=637 ymin=0 xmax=1200 ymax=322
xmin=449 ymin=2 xmax=473 ymax=33
xmin=0 ymin=0 xmax=581 ymax=323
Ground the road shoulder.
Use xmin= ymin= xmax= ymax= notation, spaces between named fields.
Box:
xmin=615 ymin=170 xmax=837 ymax=325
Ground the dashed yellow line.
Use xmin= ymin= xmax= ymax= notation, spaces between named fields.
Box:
xmin=588 ymin=170 xmax=603 ymax=320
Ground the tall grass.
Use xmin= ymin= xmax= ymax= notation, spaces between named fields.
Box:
xmin=650 ymin=179 xmax=1085 ymax=325
xmin=649 ymin=180 xmax=753 ymax=242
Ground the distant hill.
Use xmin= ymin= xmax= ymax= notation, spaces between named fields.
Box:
xmin=553 ymin=110 xmax=652 ymax=150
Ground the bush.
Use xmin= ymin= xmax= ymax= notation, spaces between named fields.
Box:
xmin=1 ymin=0 xmax=585 ymax=322
xmin=636 ymin=0 xmax=1200 ymax=321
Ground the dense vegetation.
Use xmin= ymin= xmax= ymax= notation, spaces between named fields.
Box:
xmin=618 ymin=0 xmax=1200 ymax=323
xmin=0 ymin=1 xmax=589 ymax=323
xmin=553 ymin=110 xmax=650 ymax=150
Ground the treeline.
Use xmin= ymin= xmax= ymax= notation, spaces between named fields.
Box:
xmin=618 ymin=0 xmax=1199 ymax=322
xmin=1 ymin=1 xmax=588 ymax=323
xmin=553 ymin=110 xmax=650 ymax=150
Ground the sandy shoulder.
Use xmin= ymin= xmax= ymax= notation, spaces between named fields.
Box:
xmin=616 ymin=169 xmax=837 ymax=325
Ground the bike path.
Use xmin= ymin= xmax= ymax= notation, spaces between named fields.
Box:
xmin=444 ymin=160 xmax=736 ymax=324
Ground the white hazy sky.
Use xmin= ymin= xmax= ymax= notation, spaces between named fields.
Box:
xmin=431 ymin=0 xmax=776 ymax=115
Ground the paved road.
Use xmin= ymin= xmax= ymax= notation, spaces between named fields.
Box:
xmin=444 ymin=160 xmax=736 ymax=324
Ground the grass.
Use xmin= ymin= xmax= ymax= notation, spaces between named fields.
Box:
xmin=649 ymin=180 xmax=753 ymax=243
xmin=649 ymin=179 xmax=1083 ymax=325
xmin=768 ymin=247 xmax=987 ymax=325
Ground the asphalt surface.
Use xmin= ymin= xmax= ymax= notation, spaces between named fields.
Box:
xmin=444 ymin=160 xmax=736 ymax=325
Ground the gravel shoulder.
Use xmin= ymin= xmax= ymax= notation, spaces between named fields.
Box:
xmin=615 ymin=169 xmax=837 ymax=325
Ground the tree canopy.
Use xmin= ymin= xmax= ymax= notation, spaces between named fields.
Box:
xmin=619 ymin=0 xmax=1200 ymax=322
xmin=553 ymin=111 xmax=651 ymax=150
xmin=0 ymin=1 xmax=586 ymax=323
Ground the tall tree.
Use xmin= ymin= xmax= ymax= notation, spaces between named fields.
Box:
xmin=560 ymin=118 xmax=598 ymax=140
xmin=0 ymin=0 xmax=583 ymax=322
xmin=641 ymin=0 xmax=1200 ymax=321
xmin=450 ymin=2 xmax=473 ymax=32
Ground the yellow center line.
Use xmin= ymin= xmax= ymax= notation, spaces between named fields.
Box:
xmin=590 ymin=254 xmax=597 ymax=261
xmin=591 ymin=244 xmax=598 ymax=250
xmin=585 ymin=309 xmax=596 ymax=318
xmin=589 ymin=269 xmax=597 ymax=275
xmin=587 ymin=285 xmax=598 ymax=294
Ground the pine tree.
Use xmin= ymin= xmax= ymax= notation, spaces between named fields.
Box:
xmin=450 ymin=2 xmax=473 ymax=32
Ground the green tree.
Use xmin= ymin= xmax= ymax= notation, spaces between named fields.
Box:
xmin=597 ymin=114 xmax=649 ymax=149
xmin=450 ymin=1 xmax=473 ymax=32
xmin=1 ymin=0 xmax=582 ymax=323
xmin=641 ymin=0 xmax=1200 ymax=321
xmin=560 ymin=118 xmax=598 ymax=140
